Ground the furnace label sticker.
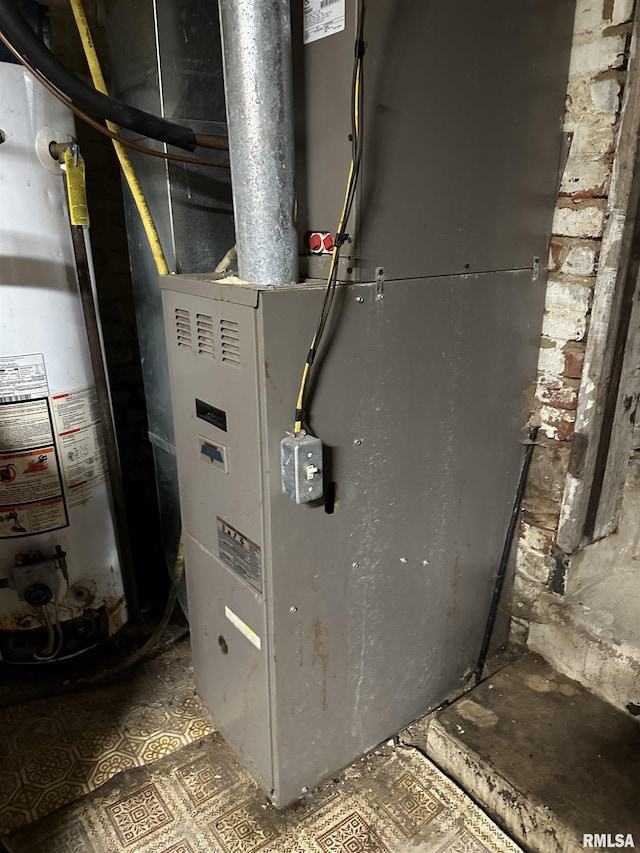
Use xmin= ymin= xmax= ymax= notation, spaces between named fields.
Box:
xmin=0 ymin=353 xmax=49 ymax=402
xmin=51 ymin=387 xmax=106 ymax=508
xmin=303 ymin=0 xmax=345 ymax=44
xmin=217 ymin=517 xmax=263 ymax=594
xmin=225 ymin=605 xmax=262 ymax=650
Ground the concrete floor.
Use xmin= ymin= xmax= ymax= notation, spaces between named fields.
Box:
xmin=417 ymin=653 xmax=640 ymax=853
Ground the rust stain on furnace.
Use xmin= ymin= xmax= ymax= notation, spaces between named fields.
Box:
xmin=311 ymin=619 xmax=329 ymax=711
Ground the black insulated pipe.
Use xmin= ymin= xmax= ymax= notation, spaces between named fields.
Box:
xmin=0 ymin=1 xmax=197 ymax=151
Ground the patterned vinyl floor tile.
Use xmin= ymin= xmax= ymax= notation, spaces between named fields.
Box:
xmin=0 ymin=639 xmax=213 ymax=836
xmin=2 ymin=730 xmax=522 ymax=853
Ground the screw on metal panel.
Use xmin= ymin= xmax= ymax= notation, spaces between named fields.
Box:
xmin=289 ymin=605 xmax=297 ymax=613
xmin=352 ymin=562 xmax=360 ymax=569
xmin=307 ymin=452 xmax=313 ymax=458
xmin=353 ymin=439 xmax=362 ymax=446
xmin=355 ymin=296 xmax=364 ymax=303
xmin=400 ymin=556 xmax=408 ymax=564
xmin=301 ymin=786 xmax=309 ymax=794
xmin=422 ymin=560 xmax=430 ymax=566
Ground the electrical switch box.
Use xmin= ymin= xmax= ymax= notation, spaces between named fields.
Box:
xmin=281 ymin=432 xmax=323 ymax=504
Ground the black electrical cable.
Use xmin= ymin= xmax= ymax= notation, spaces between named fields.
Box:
xmin=308 ymin=0 xmax=366 ymax=365
xmin=0 ymin=1 xmax=197 ymax=151
xmin=474 ymin=425 xmax=540 ymax=685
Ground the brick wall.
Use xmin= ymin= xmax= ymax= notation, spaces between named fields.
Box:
xmin=47 ymin=0 xmax=165 ymax=607
xmin=511 ymin=0 xmax=637 ymax=637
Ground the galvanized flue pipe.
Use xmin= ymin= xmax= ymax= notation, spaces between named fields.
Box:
xmin=218 ymin=0 xmax=298 ymax=285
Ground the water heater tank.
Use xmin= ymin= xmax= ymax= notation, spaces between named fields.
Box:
xmin=0 ymin=62 xmax=127 ymax=662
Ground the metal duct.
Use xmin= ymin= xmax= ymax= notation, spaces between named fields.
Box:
xmin=218 ymin=0 xmax=298 ymax=285
xmin=106 ymin=0 xmax=234 ymax=608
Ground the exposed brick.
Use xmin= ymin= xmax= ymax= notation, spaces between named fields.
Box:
xmin=549 ymin=240 xmax=563 ymax=272
xmin=518 ymin=522 xmax=555 ymax=555
xmin=560 ymin=157 xmax=609 ymax=198
xmin=571 ymin=120 xmax=617 ymax=161
xmin=575 ymin=0 xmax=607 ymax=34
xmin=517 ymin=0 xmax=633 ymax=637
xmin=552 ymin=199 xmax=607 ymax=238
xmin=538 ymin=339 xmax=565 ymax=377
xmin=590 ymin=77 xmax=622 ymax=111
xmin=516 ymin=542 xmax=554 ymax=585
xmin=538 ymin=407 xmax=577 ymax=441
xmin=522 ymin=438 xmax=572 ymax=531
xmin=561 ymin=244 xmax=598 ymax=276
xmin=569 ymin=33 xmax=626 ymax=75
xmin=536 ymin=377 xmax=580 ymax=410
xmin=562 ymin=341 xmax=587 ymax=378
xmin=542 ymin=279 xmax=592 ymax=341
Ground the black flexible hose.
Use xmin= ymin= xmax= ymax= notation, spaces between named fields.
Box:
xmin=0 ymin=1 xmax=197 ymax=152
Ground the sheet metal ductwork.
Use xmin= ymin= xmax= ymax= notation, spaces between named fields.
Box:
xmin=106 ymin=0 xmax=234 ymax=599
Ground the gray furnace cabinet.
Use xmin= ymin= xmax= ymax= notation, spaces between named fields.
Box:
xmin=161 ymin=269 xmax=544 ymax=805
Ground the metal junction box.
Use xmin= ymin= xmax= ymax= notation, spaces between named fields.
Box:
xmin=162 ymin=270 xmax=545 ymax=805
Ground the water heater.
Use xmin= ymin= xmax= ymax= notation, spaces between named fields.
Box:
xmin=0 ymin=61 xmax=127 ymax=662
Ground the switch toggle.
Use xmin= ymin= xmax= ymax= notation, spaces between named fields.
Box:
xmin=306 ymin=465 xmax=319 ymax=480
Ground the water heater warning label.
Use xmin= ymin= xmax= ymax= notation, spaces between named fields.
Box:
xmin=51 ymin=387 xmax=106 ymax=508
xmin=0 ymin=398 xmax=68 ymax=538
xmin=217 ymin=517 xmax=262 ymax=594
xmin=0 ymin=353 xmax=49 ymax=402
xmin=303 ymin=0 xmax=345 ymax=44
xmin=0 ymin=498 xmax=67 ymax=538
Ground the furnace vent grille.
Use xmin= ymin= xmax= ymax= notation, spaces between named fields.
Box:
xmin=175 ymin=308 xmax=192 ymax=350
xmin=196 ymin=313 xmax=215 ymax=358
xmin=220 ymin=319 xmax=241 ymax=367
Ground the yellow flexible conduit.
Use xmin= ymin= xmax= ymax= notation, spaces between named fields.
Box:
xmin=68 ymin=0 xmax=170 ymax=276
